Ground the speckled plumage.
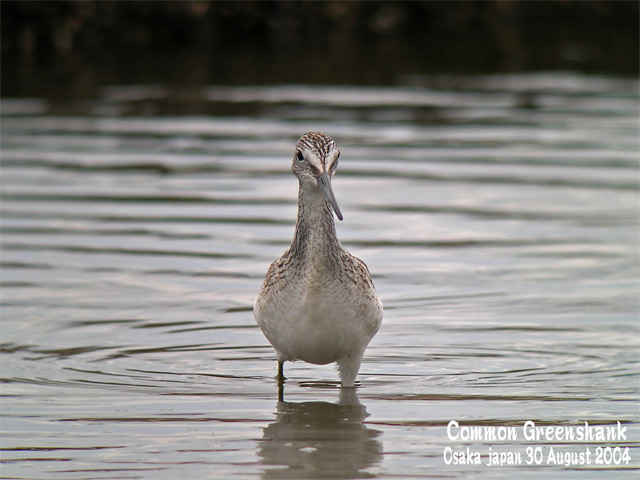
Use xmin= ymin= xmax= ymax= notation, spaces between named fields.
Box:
xmin=254 ymin=132 xmax=383 ymax=387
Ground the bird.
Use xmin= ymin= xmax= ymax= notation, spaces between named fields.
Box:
xmin=254 ymin=131 xmax=383 ymax=387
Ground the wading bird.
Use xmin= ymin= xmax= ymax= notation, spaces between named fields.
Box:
xmin=254 ymin=132 xmax=383 ymax=387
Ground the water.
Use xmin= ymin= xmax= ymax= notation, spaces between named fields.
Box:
xmin=1 ymin=72 xmax=638 ymax=479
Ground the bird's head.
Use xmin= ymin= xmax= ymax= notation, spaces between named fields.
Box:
xmin=292 ymin=131 xmax=343 ymax=221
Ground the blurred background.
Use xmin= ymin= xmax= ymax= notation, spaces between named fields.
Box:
xmin=3 ymin=1 xmax=638 ymax=101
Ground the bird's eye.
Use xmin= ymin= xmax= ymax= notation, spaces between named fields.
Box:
xmin=296 ymin=150 xmax=304 ymax=162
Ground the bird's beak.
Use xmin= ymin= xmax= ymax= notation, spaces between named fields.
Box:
xmin=317 ymin=172 xmax=343 ymax=221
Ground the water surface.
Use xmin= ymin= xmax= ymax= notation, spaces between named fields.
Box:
xmin=1 ymin=73 xmax=639 ymax=478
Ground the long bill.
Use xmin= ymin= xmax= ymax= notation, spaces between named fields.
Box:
xmin=317 ymin=172 xmax=343 ymax=221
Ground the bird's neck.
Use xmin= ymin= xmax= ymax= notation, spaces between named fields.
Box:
xmin=291 ymin=180 xmax=340 ymax=257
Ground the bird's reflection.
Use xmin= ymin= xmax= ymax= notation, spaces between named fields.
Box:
xmin=258 ymin=387 xmax=383 ymax=479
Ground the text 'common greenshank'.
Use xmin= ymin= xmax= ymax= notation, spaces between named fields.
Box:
xmin=254 ymin=132 xmax=383 ymax=387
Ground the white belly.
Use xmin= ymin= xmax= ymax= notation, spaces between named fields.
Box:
xmin=255 ymin=283 xmax=382 ymax=365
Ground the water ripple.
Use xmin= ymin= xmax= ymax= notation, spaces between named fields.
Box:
xmin=1 ymin=75 xmax=638 ymax=479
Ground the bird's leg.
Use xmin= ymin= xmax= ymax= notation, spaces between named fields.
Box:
xmin=337 ymin=353 xmax=362 ymax=388
xmin=276 ymin=359 xmax=286 ymax=401
xmin=277 ymin=359 xmax=286 ymax=382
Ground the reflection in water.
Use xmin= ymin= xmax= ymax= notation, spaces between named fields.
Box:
xmin=258 ymin=388 xmax=382 ymax=479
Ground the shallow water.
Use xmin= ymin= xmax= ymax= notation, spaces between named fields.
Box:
xmin=1 ymin=73 xmax=639 ymax=479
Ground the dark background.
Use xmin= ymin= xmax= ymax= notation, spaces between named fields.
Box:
xmin=2 ymin=1 xmax=639 ymax=99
